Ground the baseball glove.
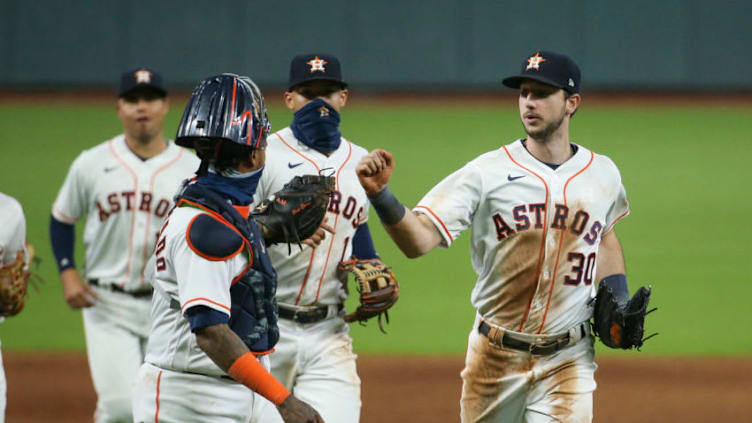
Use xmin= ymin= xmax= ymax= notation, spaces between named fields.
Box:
xmin=338 ymin=258 xmax=399 ymax=333
xmin=253 ymin=175 xmax=335 ymax=252
xmin=592 ymin=283 xmax=657 ymax=350
xmin=0 ymin=244 xmax=34 ymax=317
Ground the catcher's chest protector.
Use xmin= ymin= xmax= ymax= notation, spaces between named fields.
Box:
xmin=177 ymin=183 xmax=279 ymax=352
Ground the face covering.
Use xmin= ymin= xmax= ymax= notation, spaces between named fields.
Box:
xmin=290 ymin=98 xmax=342 ymax=153
xmin=193 ymin=164 xmax=264 ymax=206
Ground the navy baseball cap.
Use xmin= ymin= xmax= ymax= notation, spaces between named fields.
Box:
xmin=502 ymin=51 xmax=581 ymax=94
xmin=118 ymin=67 xmax=167 ymax=97
xmin=288 ymin=53 xmax=348 ymax=91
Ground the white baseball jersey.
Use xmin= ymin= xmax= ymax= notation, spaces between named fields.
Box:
xmin=254 ymin=127 xmax=370 ymax=307
xmin=416 ymin=139 xmax=629 ymax=334
xmin=1 ymin=193 xmax=27 ymax=423
xmin=145 ymin=206 xmax=249 ymax=376
xmin=52 ymin=134 xmax=199 ymax=291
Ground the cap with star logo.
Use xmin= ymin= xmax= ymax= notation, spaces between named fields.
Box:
xmin=118 ymin=67 xmax=167 ymax=97
xmin=288 ymin=53 xmax=348 ymax=91
xmin=502 ymin=50 xmax=581 ymax=94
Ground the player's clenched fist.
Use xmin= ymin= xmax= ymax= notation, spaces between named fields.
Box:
xmin=356 ymin=149 xmax=394 ymax=195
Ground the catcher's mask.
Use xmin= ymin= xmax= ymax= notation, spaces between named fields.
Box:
xmin=176 ymin=73 xmax=271 ymax=151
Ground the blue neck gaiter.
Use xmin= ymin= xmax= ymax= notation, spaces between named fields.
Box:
xmin=290 ymin=99 xmax=342 ymax=153
xmin=193 ymin=166 xmax=264 ymax=206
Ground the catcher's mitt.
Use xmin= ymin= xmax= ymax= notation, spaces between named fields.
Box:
xmin=0 ymin=244 xmax=34 ymax=317
xmin=592 ymin=283 xmax=657 ymax=350
xmin=253 ymin=175 xmax=335 ymax=252
xmin=338 ymin=258 xmax=399 ymax=333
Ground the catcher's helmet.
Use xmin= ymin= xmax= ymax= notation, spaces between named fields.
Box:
xmin=176 ymin=73 xmax=270 ymax=150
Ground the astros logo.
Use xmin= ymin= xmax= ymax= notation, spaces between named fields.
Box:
xmin=307 ymin=56 xmax=327 ymax=73
xmin=318 ymin=106 xmax=329 ymax=117
xmin=525 ymin=53 xmax=546 ymax=71
xmin=134 ymin=69 xmax=152 ymax=83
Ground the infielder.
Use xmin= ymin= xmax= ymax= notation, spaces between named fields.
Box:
xmin=132 ymin=73 xmax=324 ymax=423
xmin=49 ymin=68 xmax=199 ymax=422
xmin=255 ymin=54 xmax=394 ymax=423
xmin=357 ymin=51 xmax=651 ymax=422
xmin=0 ymin=193 xmax=32 ymax=423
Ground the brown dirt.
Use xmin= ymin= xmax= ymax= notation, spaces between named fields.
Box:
xmin=4 ymin=352 xmax=751 ymax=422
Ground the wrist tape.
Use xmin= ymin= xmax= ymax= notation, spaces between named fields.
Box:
xmin=228 ymin=352 xmax=290 ymax=405
xmin=367 ymin=186 xmax=406 ymax=225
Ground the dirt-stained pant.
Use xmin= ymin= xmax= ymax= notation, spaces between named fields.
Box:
xmin=460 ymin=322 xmax=597 ymax=423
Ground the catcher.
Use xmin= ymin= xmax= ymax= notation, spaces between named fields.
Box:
xmin=1 ymin=192 xmax=33 ymax=420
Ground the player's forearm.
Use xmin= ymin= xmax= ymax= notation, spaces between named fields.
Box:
xmin=384 ymin=211 xmax=442 ymax=258
xmin=195 ymin=323 xmax=291 ymax=405
xmin=195 ymin=323 xmax=249 ymax=371
xmin=49 ymin=215 xmax=76 ymax=273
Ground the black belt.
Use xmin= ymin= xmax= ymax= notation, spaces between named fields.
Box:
xmin=478 ymin=321 xmax=587 ymax=356
xmin=88 ymin=279 xmax=153 ymax=298
xmin=278 ymin=304 xmax=343 ymax=324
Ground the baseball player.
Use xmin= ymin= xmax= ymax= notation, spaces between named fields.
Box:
xmin=49 ymin=68 xmax=199 ymax=422
xmin=131 ymin=73 xmax=323 ymax=423
xmin=357 ymin=51 xmax=639 ymax=422
xmin=0 ymin=193 xmax=31 ymax=423
xmin=254 ymin=54 xmax=383 ymax=423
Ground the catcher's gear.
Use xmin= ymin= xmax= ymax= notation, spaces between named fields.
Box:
xmin=593 ymin=283 xmax=657 ymax=350
xmin=338 ymin=258 xmax=399 ymax=333
xmin=176 ymin=73 xmax=271 ymax=150
xmin=0 ymin=244 xmax=34 ymax=317
xmin=253 ymin=175 xmax=335 ymax=251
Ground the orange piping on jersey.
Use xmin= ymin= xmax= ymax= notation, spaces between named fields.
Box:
xmin=185 ymin=214 xmax=245 ymax=262
xmin=537 ymin=151 xmax=594 ymax=334
xmin=138 ymin=147 xmax=186 ymax=288
xmin=294 ymin=248 xmax=316 ymax=306
xmin=109 ymin=139 xmax=140 ymax=289
xmin=413 ymin=206 xmax=453 ymax=244
xmin=310 ymin=142 xmax=352 ymax=305
xmin=154 ymin=369 xmax=162 ymax=423
xmin=52 ymin=206 xmax=78 ymax=224
xmin=181 ymin=297 xmax=231 ymax=312
xmin=275 ymin=133 xmax=321 ymax=172
xmin=604 ymin=208 xmax=630 ymax=234
xmin=502 ymin=145 xmax=550 ymax=332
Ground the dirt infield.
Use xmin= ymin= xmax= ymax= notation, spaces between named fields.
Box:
xmin=4 ymin=352 xmax=751 ymax=422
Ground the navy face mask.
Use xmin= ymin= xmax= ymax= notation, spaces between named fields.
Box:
xmin=290 ymin=98 xmax=341 ymax=153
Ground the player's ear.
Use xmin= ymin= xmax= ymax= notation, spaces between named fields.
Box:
xmin=566 ymin=93 xmax=581 ymax=116
xmin=249 ymin=148 xmax=266 ymax=170
xmin=283 ymin=91 xmax=295 ymax=110
xmin=338 ymin=89 xmax=349 ymax=108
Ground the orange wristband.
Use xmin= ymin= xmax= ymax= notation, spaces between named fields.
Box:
xmin=228 ymin=352 xmax=291 ymax=405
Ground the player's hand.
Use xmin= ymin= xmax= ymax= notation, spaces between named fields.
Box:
xmin=277 ymin=395 xmax=325 ymax=423
xmin=301 ymin=218 xmax=334 ymax=249
xmin=356 ymin=149 xmax=394 ymax=195
xmin=61 ymin=268 xmax=99 ymax=309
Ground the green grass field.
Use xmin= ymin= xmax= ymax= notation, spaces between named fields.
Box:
xmin=1 ymin=97 xmax=750 ymax=357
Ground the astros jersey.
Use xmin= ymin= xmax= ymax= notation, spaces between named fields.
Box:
xmin=254 ymin=127 xmax=370 ymax=307
xmin=145 ymin=206 xmax=250 ymax=376
xmin=415 ymin=139 xmax=629 ymax=334
xmin=52 ymin=135 xmax=199 ymax=291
